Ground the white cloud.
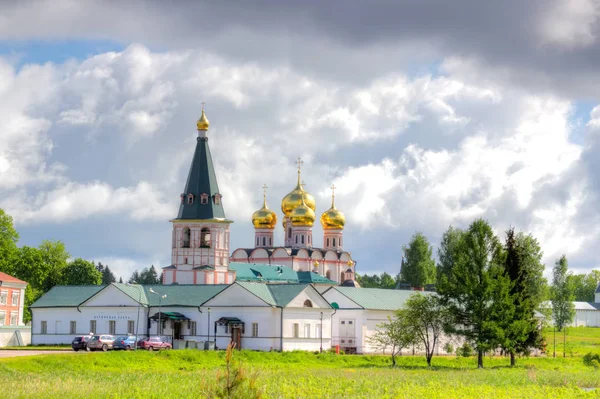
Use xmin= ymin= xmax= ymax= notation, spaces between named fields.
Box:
xmin=538 ymin=0 xmax=600 ymax=48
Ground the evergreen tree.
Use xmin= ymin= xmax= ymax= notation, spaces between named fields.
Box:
xmin=101 ymin=266 xmax=116 ymax=285
xmin=501 ymin=228 xmax=546 ymax=366
xmin=401 ymin=232 xmax=436 ymax=288
xmin=119 ymin=277 xmax=123 ymax=284
xmin=128 ymin=270 xmax=141 ymax=284
xmin=148 ymin=265 xmax=160 ymax=284
xmin=437 ymin=219 xmax=512 ymax=368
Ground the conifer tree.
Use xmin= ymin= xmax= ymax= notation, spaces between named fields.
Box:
xmin=401 ymin=232 xmax=436 ymax=288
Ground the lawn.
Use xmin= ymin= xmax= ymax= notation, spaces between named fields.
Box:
xmin=0 ymin=327 xmax=599 ymax=398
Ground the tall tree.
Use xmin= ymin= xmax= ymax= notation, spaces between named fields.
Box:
xmin=37 ymin=240 xmax=70 ymax=292
xmin=101 ymin=266 xmax=116 ymax=285
xmin=118 ymin=277 xmax=123 ymax=284
xmin=568 ymin=270 xmax=600 ymax=302
xmin=62 ymin=258 xmax=102 ymax=285
xmin=501 ymin=228 xmax=546 ymax=366
xmin=128 ymin=270 xmax=141 ymax=284
xmin=551 ymin=255 xmax=575 ymax=332
xmin=0 ymin=209 xmax=19 ymax=275
xmin=401 ymin=232 xmax=436 ymax=288
xmin=437 ymin=219 xmax=512 ymax=368
xmin=396 ymin=293 xmax=451 ymax=367
xmin=437 ymin=226 xmax=464 ymax=281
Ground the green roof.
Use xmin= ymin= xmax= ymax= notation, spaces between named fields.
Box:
xmin=138 ymin=284 xmax=229 ymax=307
xmin=297 ymin=271 xmax=337 ymax=285
xmin=30 ymin=285 xmax=106 ymax=308
xmin=236 ymin=282 xmax=325 ymax=308
xmin=330 ymin=287 xmax=433 ymax=310
xmin=230 ymin=263 xmax=299 ymax=283
xmin=175 ymin=137 xmax=229 ymax=221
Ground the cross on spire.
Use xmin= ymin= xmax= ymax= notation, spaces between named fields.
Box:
xmin=330 ymin=184 xmax=336 ymax=206
xmin=261 ymin=183 xmax=268 ymax=206
xmin=201 ymin=101 xmax=206 ymax=111
xmin=296 ymin=157 xmax=304 ymax=172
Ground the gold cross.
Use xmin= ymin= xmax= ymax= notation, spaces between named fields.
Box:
xmin=296 ymin=157 xmax=304 ymax=172
xmin=201 ymin=101 xmax=205 ymax=111
xmin=262 ymin=183 xmax=268 ymax=197
xmin=331 ymin=184 xmax=336 ymax=198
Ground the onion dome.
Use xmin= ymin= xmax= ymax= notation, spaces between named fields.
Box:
xmin=281 ymin=169 xmax=316 ymax=217
xmin=320 ymin=188 xmax=345 ymax=230
xmin=290 ymin=197 xmax=316 ymax=227
xmin=252 ymin=188 xmax=277 ymax=229
xmin=196 ymin=108 xmax=210 ymax=130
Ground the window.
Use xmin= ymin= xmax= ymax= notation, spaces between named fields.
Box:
xmin=9 ymin=312 xmax=18 ymax=325
xmin=295 ymin=235 xmax=298 ymax=244
xmin=256 ymin=237 xmax=259 ymax=246
xmin=11 ymin=291 xmax=19 ymax=306
xmin=128 ymin=320 xmax=135 ymax=335
xmin=316 ymin=324 xmax=322 ymax=339
xmin=301 ymin=235 xmax=305 ymax=244
xmin=287 ymin=227 xmax=291 ymax=239
xmin=269 ymin=237 xmax=272 ymax=246
xmin=326 ymin=238 xmax=330 ymax=247
xmin=182 ymin=227 xmax=191 ymax=248
xmin=0 ymin=290 xmax=6 ymax=305
xmin=304 ymin=324 xmax=311 ymax=338
xmin=187 ymin=194 xmax=194 ymax=204
xmin=214 ymin=194 xmax=221 ymax=205
xmin=252 ymin=323 xmax=258 ymax=337
xmin=217 ymin=273 xmax=225 ymax=284
xmin=109 ymin=320 xmax=116 ymax=335
xmin=200 ymin=194 xmax=209 ymax=204
xmin=262 ymin=237 xmax=266 ymax=246
xmin=41 ymin=321 xmax=48 ymax=334
xmin=333 ymin=238 xmax=336 ymax=247
xmin=184 ymin=257 xmax=188 ymax=264
xmin=0 ymin=311 xmax=5 ymax=326
xmin=200 ymin=228 xmax=211 ymax=248
xmin=293 ymin=323 xmax=299 ymax=338
xmin=308 ymin=235 xmax=311 ymax=244
xmin=70 ymin=321 xmax=76 ymax=334
xmin=190 ymin=321 xmax=197 ymax=335
xmin=303 ymin=299 xmax=313 ymax=308
xmin=90 ymin=320 xmax=97 ymax=334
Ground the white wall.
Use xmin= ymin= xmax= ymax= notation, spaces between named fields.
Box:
xmin=0 ymin=327 xmax=31 ymax=347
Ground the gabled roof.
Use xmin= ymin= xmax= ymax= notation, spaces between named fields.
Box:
xmin=30 ymin=285 xmax=106 ymax=308
xmin=0 ymin=272 xmax=27 ymax=285
xmin=327 ymin=287 xmax=433 ymax=310
xmin=235 ymin=282 xmax=327 ymax=308
xmin=174 ymin=137 xmax=229 ymax=221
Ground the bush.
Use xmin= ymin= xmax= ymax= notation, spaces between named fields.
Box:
xmin=583 ymin=352 xmax=600 ymax=368
xmin=443 ymin=343 xmax=454 ymax=355
xmin=456 ymin=343 xmax=473 ymax=358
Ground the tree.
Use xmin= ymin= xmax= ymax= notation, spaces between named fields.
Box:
xmin=551 ymin=255 xmax=575 ymax=332
xmin=355 ymin=272 xmax=396 ymax=289
xmin=401 ymin=232 xmax=436 ymax=288
xmin=101 ymin=265 xmax=116 ymax=285
xmin=396 ymin=293 xmax=451 ymax=367
xmin=436 ymin=219 xmax=512 ymax=368
xmin=62 ymin=258 xmax=102 ymax=285
xmin=128 ymin=270 xmax=141 ymax=284
xmin=0 ymin=209 xmax=19 ymax=275
xmin=118 ymin=277 xmax=123 ymax=284
xmin=367 ymin=315 xmax=414 ymax=367
xmin=568 ymin=270 xmax=600 ymax=302
xmin=501 ymin=228 xmax=546 ymax=366
xmin=37 ymin=240 xmax=70 ymax=292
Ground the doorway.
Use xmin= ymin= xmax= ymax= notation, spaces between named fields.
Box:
xmin=231 ymin=327 xmax=242 ymax=350
xmin=174 ymin=322 xmax=182 ymax=340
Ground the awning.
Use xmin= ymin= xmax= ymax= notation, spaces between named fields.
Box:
xmin=150 ymin=312 xmax=190 ymax=321
xmin=216 ymin=317 xmax=244 ymax=326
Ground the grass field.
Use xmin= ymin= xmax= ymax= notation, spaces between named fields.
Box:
xmin=0 ymin=328 xmax=598 ymax=398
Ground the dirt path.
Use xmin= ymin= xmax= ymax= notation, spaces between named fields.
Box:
xmin=0 ymin=350 xmax=75 ymax=358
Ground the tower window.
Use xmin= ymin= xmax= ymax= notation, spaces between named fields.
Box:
xmin=200 ymin=194 xmax=209 ymax=204
xmin=288 ymin=228 xmax=292 ymax=240
xmin=327 ymin=238 xmax=330 ymax=247
xmin=256 ymin=237 xmax=259 ymax=246
xmin=182 ymin=227 xmax=191 ymax=248
xmin=262 ymin=237 xmax=266 ymax=246
xmin=201 ymin=228 xmax=211 ymax=248
xmin=269 ymin=237 xmax=272 ymax=246
xmin=184 ymin=257 xmax=188 ymax=264
xmin=333 ymin=238 xmax=336 ymax=247
xmin=214 ymin=194 xmax=222 ymax=205
xmin=295 ymin=235 xmax=298 ymax=244
xmin=301 ymin=235 xmax=305 ymax=244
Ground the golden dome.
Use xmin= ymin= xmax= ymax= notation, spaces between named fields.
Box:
xmin=290 ymin=197 xmax=316 ymax=227
xmin=252 ymin=186 xmax=277 ymax=229
xmin=321 ymin=186 xmax=345 ymax=230
xmin=281 ymin=170 xmax=316 ymax=217
xmin=196 ymin=108 xmax=210 ymax=130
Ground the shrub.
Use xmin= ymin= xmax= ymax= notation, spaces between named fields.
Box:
xmin=456 ymin=343 xmax=473 ymax=358
xmin=443 ymin=343 xmax=454 ymax=355
xmin=213 ymin=342 xmax=262 ymax=399
xmin=583 ymin=352 xmax=600 ymax=368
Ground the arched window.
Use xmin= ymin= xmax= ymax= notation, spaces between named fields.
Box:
xmin=303 ymin=300 xmax=313 ymax=308
xmin=288 ymin=228 xmax=292 ymax=240
xmin=200 ymin=194 xmax=209 ymax=204
xmin=269 ymin=237 xmax=272 ymax=246
xmin=214 ymin=194 xmax=222 ymax=205
xmin=326 ymin=270 xmax=331 ymax=280
xmin=200 ymin=228 xmax=211 ymax=248
xmin=262 ymin=237 xmax=266 ymax=246
xmin=301 ymin=235 xmax=305 ymax=244
xmin=182 ymin=227 xmax=191 ymax=248
xmin=327 ymin=238 xmax=330 ymax=247
xmin=295 ymin=235 xmax=298 ymax=244
xmin=187 ymin=194 xmax=194 ymax=204
xmin=333 ymin=238 xmax=337 ymax=247
xmin=256 ymin=237 xmax=259 ymax=246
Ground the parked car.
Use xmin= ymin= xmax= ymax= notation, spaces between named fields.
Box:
xmin=113 ymin=336 xmax=138 ymax=350
xmin=71 ymin=335 xmax=92 ymax=351
xmin=86 ymin=334 xmax=116 ymax=351
xmin=137 ymin=336 xmax=172 ymax=351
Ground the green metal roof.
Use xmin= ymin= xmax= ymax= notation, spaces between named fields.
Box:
xmin=138 ymin=284 xmax=229 ymax=307
xmin=175 ymin=137 xmax=229 ymax=221
xmin=229 ymin=263 xmax=299 ymax=283
xmin=30 ymin=285 xmax=106 ymax=308
xmin=236 ymin=282 xmax=277 ymax=306
xmin=268 ymin=284 xmax=312 ymax=307
xmin=297 ymin=271 xmax=337 ymax=285
xmin=330 ymin=287 xmax=433 ymax=310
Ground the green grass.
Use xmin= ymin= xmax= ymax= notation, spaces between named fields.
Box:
xmin=0 ymin=327 xmax=599 ymax=398
xmin=543 ymin=327 xmax=600 ymax=357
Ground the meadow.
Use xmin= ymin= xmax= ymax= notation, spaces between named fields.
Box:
xmin=0 ymin=327 xmax=598 ymax=398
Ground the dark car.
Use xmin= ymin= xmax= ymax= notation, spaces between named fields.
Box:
xmin=137 ymin=337 xmax=172 ymax=351
xmin=71 ymin=336 xmax=92 ymax=351
xmin=113 ymin=336 xmax=138 ymax=350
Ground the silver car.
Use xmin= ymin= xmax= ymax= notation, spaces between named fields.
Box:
xmin=86 ymin=334 xmax=116 ymax=352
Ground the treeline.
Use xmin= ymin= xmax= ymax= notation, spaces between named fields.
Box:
xmin=0 ymin=209 xmax=157 ymax=322
xmin=370 ymin=219 xmax=578 ymax=369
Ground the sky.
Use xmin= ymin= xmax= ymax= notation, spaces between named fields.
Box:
xmin=1 ymin=0 xmax=600 ymax=280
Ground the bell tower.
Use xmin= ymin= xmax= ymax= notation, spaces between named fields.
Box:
xmin=164 ymin=104 xmax=235 ymax=285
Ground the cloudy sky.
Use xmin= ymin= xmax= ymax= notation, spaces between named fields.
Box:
xmin=1 ymin=0 xmax=600 ymax=280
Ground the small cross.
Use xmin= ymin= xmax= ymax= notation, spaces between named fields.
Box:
xmin=262 ymin=183 xmax=268 ymax=197
xmin=331 ymin=184 xmax=336 ymax=198
xmin=201 ymin=101 xmax=206 ymax=111
xmin=296 ymin=157 xmax=304 ymax=172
